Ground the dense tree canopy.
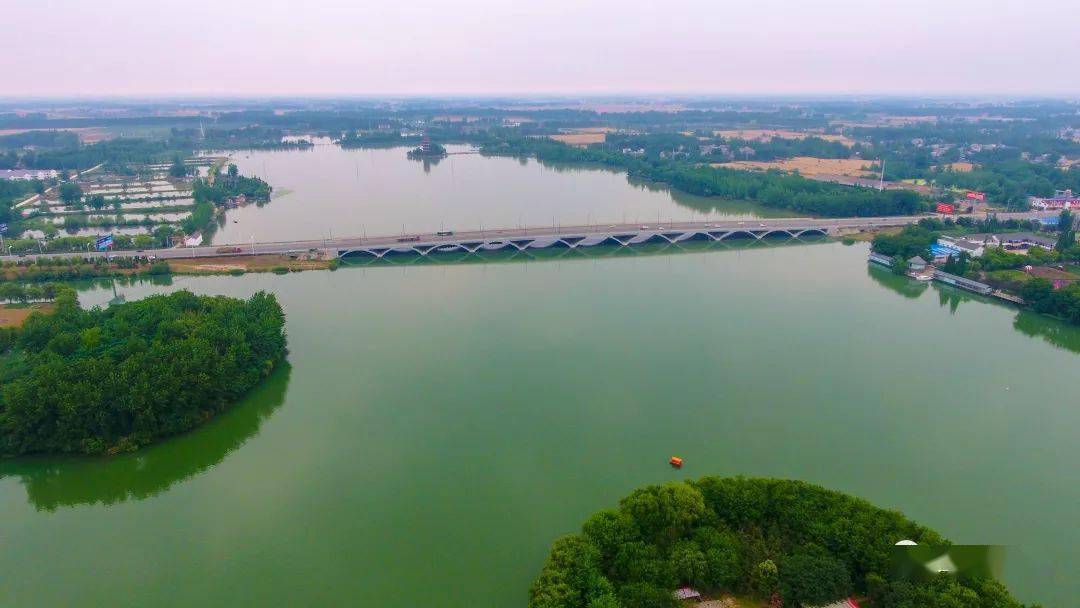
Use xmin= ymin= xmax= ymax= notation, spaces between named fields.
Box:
xmin=0 ymin=289 xmax=287 ymax=455
xmin=481 ymin=137 xmax=924 ymax=218
xmin=530 ymin=477 xmax=1030 ymax=608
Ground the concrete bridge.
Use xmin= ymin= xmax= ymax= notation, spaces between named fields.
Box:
xmin=335 ymin=220 xmax=839 ymax=259
xmin=0 ymin=212 xmax=1057 ymax=263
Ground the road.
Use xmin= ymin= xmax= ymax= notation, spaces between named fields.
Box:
xmin=0 ymin=211 xmax=1059 ymax=263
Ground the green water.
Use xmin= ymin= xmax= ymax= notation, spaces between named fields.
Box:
xmin=208 ymin=143 xmax=788 ymax=244
xmin=2 ymin=242 xmax=1078 ymax=607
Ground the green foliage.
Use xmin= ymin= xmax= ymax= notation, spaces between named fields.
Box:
xmin=482 ymin=137 xmax=925 ymax=218
xmin=169 ymin=155 xmax=188 ymax=178
xmin=941 ymin=252 xmax=971 ymax=275
xmin=20 ymin=138 xmax=189 ymax=172
xmin=1019 ymin=279 xmax=1080 ymax=324
xmin=872 ymin=225 xmax=938 ymax=261
xmin=891 ymin=255 xmax=909 ymax=275
xmin=530 ymin=477 xmax=1028 ymax=608
xmin=147 ymin=261 xmax=171 ymax=275
xmin=181 ymin=201 xmax=215 ymax=234
xmin=779 ymin=548 xmax=852 ymax=606
xmin=0 ymin=290 xmax=287 ymax=455
xmin=0 ymin=180 xmax=42 ymax=223
xmin=58 ymin=182 xmax=83 ymax=204
xmin=1056 ymin=209 xmax=1075 ymax=251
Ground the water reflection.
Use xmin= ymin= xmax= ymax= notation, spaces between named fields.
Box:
xmin=340 ymin=234 xmax=829 ymax=268
xmin=867 ymin=263 xmax=1080 ymax=354
xmin=866 ymin=264 xmax=929 ymax=299
xmin=936 ymin=288 xmax=970 ymax=314
xmin=0 ymin=364 xmax=291 ymax=511
xmin=1013 ymin=310 xmax=1080 ymax=354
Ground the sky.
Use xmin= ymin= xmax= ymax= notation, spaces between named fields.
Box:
xmin=3 ymin=0 xmax=1078 ymax=98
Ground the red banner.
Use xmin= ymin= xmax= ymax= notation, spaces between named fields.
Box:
xmin=936 ymin=203 xmax=955 ymax=214
xmin=966 ymin=191 xmax=985 ymax=201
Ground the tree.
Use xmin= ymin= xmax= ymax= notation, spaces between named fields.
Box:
xmin=529 ymin=477 xmax=1027 ymax=608
xmin=153 ymin=225 xmax=176 ymax=247
xmin=0 ymin=282 xmax=27 ymax=303
xmin=88 ymin=194 xmax=106 ymax=211
xmin=779 ymin=549 xmax=852 ymax=607
xmin=891 ymin=255 xmax=909 ymax=275
xmin=133 ymin=234 xmax=153 ymax=249
xmin=1056 ymin=209 xmax=1075 ymax=252
xmin=169 ymin=156 xmax=188 ymax=178
xmin=58 ymin=182 xmax=83 ymax=205
xmin=669 ymin=541 xmax=708 ymax=587
xmin=750 ymin=559 xmax=779 ymax=598
xmin=227 ymin=163 xmax=239 ymax=178
xmin=0 ymin=290 xmax=287 ymax=456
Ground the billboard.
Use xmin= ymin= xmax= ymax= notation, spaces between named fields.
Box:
xmin=966 ymin=191 xmax=986 ymax=201
xmin=95 ymin=234 xmax=114 ymax=251
xmin=936 ymin=203 xmax=955 ymax=214
xmin=0 ymin=223 xmax=7 ymax=234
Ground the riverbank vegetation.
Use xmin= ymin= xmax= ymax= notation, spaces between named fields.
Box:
xmin=183 ymin=164 xmax=272 ymax=234
xmin=480 ymin=137 xmax=923 ymax=217
xmin=0 ymin=289 xmax=286 ymax=456
xmin=530 ymin=477 xmax=1031 ymax=608
xmin=1 ymin=255 xmax=169 ymax=283
xmin=871 ymin=213 xmax=1080 ymax=328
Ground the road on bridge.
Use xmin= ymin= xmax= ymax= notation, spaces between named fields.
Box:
xmin=0 ymin=211 xmax=1058 ymax=263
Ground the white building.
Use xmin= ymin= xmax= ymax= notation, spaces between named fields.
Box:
xmin=0 ymin=169 xmax=59 ymax=181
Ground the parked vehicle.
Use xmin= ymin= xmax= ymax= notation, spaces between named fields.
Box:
xmin=216 ymin=246 xmax=243 ymax=254
xmin=397 ymin=236 xmax=421 ymax=242
xmin=436 ymin=230 xmax=454 ymax=236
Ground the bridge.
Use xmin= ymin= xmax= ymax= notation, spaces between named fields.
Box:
xmin=0 ymin=212 xmax=1057 ymax=263
xmin=334 ymin=220 xmax=837 ymax=259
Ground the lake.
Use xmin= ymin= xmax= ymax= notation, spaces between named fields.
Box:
xmin=206 ymin=142 xmax=790 ymax=244
xmin=1 ymin=240 xmax=1077 ymax=607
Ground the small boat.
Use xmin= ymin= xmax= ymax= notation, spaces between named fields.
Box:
xmin=669 ymin=456 xmax=683 ymax=468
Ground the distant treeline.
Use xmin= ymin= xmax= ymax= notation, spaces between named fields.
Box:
xmin=482 ymin=137 xmax=923 ymax=217
xmin=19 ymin=138 xmax=189 ymax=172
xmin=0 ymin=130 xmax=79 ymax=150
xmin=0 ymin=290 xmax=287 ymax=456
xmin=0 ymin=180 xmax=40 ymax=224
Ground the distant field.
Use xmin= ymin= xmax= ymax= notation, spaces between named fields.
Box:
xmin=0 ymin=303 xmax=55 ymax=328
xmin=549 ymin=129 xmax=609 ymax=146
xmin=168 ymin=254 xmax=330 ymax=274
xmin=942 ymin=162 xmax=977 ymax=172
xmin=0 ymin=127 xmax=111 ymax=143
xmin=713 ymin=129 xmax=855 ymax=146
xmin=714 ymin=156 xmax=875 ymax=178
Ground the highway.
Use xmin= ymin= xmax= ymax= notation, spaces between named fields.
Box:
xmin=0 ymin=211 xmax=1059 ymax=263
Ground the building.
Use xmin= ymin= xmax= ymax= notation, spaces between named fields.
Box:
xmin=936 ymin=236 xmax=985 ymax=258
xmin=0 ymin=169 xmax=59 ymax=181
xmin=1030 ymin=189 xmax=1080 ymax=210
xmin=810 ymin=600 xmax=862 ymax=608
xmin=996 ymin=232 xmax=1056 ymax=251
xmin=672 ymin=587 xmax=701 ymax=602
xmin=959 ymin=232 xmax=1057 ymax=251
xmin=908 ymin=256 xmax=928 ymax=271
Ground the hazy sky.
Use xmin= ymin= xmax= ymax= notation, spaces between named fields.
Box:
xmin=4 ymin=0 xmax=1078 ymax=97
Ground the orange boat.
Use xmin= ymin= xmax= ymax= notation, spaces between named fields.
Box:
xmin=669 ymin=456 xmax=683 ymax=468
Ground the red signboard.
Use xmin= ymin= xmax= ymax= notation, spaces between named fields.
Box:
xmin=936 ymin=203 xmax=955 ymax=214
xmin=966 ymin=191 xmax=986 ymax=201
